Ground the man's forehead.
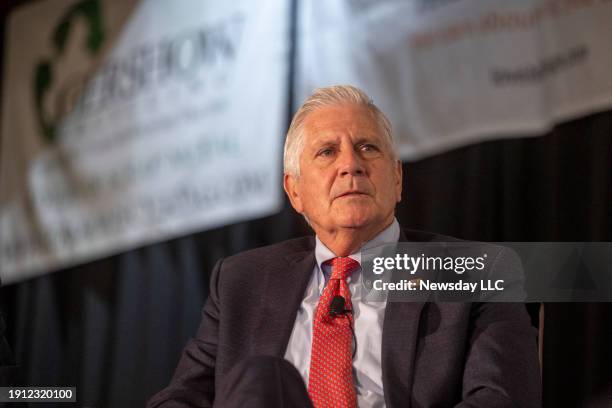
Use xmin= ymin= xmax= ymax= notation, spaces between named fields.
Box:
xmin=302 ymin=104 xmax=385 ymax=144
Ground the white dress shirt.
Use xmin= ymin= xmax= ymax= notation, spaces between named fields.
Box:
xmin=284 ymin=219 xmax=400 ymax=408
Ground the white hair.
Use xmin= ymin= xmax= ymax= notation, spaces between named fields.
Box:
xmin=283 ymin=85 xmax=396 ymax=177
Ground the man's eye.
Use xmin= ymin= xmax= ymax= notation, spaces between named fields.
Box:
xmin=318 ymin=148 xmax=334 ymax=157
xmin=360 ymin=144 xmax=379 ymax=152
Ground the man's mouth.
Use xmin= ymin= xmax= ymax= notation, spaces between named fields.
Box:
xmin=336 ymin=191 xmax=369 ymax=198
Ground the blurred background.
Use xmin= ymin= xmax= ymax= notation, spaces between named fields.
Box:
xmin=1 ymin=0 xmax=611 ymax=407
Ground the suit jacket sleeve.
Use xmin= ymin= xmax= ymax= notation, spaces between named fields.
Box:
xmin=457 ymin=248 xmax=542 ymax=408
xmin=147 ymin=258 xmax=223 ymax=408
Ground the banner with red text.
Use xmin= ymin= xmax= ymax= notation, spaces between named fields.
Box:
xmin=297 ymin=0 xmax=612 ymax=160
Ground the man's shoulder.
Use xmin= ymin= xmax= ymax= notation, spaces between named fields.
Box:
xmin=402 ymin=228 xmax=505 ymax=249
xmin=222 ymin=235 xmax=315 ymax=268
xmin=401 ymin=228 xmax=514 ymax=264
xmin=401 ymin=228 xmax=462 ymax=243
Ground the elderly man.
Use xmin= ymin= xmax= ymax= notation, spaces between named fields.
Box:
xmin=149 ymin=85 xmax=541 ymax=407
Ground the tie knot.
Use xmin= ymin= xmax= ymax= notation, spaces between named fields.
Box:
xmin=329 ymin=257 xmax=360 ymax=280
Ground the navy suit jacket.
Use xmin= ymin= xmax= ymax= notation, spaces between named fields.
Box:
xmin=149 ymin=229 xmax=541 ymax=407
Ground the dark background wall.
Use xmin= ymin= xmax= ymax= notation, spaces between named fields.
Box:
xmin=1 ymin=0 xmax=611 ymax=407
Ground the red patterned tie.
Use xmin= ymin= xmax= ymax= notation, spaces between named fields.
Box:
xmin=308 ymin=257 xmax=359 ymax=408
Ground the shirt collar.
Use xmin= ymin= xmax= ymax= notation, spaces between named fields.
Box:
xmin=314 ymin=218 xmax=401 ymax=271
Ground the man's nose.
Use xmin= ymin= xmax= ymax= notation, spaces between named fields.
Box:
xmin=338 ymin=149 xmax=365 ymax=176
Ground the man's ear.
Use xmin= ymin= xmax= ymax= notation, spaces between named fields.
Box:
xmin=284 ymin=173 xmax=304 ymax=213
xmin=394 ymin=159 xmax=403 ymax=203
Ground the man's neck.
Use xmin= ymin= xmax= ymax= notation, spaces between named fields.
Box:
xmin=315 ymin=218 xmax=395 ymax=256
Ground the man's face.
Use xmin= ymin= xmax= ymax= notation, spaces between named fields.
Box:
xmin=284 ymin=103 xmax=402 ymax=238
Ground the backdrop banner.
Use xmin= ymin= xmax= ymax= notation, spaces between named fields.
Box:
xmin=0 ymin=0 xmax=289 ymax=283
xmin=297 ymin=0 xmax=612 ymax=160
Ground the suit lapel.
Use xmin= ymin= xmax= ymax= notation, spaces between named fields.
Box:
xmin=381 ymin=228 xmax=426 ymax=408
xmin=250 ymin=248 xmax=315 ymax=356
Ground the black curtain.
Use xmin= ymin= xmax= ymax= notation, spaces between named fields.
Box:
xmin=2 ymin=0 xmax=612 ymax=407
xmin=396 ymin=111 xmax=612 ymax=407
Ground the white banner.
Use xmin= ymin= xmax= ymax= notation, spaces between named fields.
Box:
xmin=297 ymin=0 xmax=612 ymax=160
xmin=0 ymin=0 xmax=289 ymax=283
